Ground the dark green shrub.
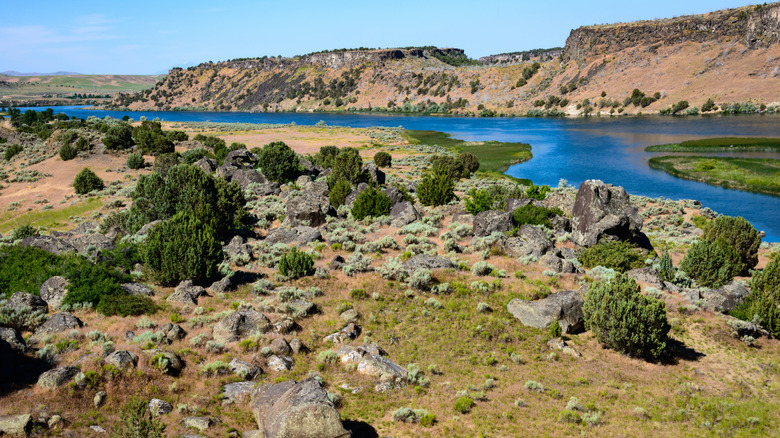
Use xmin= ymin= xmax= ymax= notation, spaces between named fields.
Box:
xmin=351 ymin=185 xmax=392 ymax=220
xmin=464 ymin=189 xmax=495 ymax=214
xmin=453 ymin=396 xmax=475 ymax=414
xmin=180 ymin=148 xmax=212 ymax=164
xmin=61 ymin=260 xmax=128 ymax=307
xmin=329 ymin=178 xmax=352 ymax=208
xmin=525 ymin=184 xmax=550 ymax=200
xmin=75 ymin=137 xmax=90 ymax=151
xmin=102 ymin=124 xmax=134 ymax=150
xmin=114 ymin=396 xmax=166 ymax=438
xmin=311 ymin=145 xmax=340 ymax=169
xmin=731 ymin=258 xmax=780 ymax=336
xmin=374 ymin=151 xmax=392 ymax=167
xmin=578 ymin=240 xmax=645 ymax=273
xmin=194 ymin=134 xmax=227 ymax=160
xmin=417 ymin=167 xmax=455 ymax=207
xmin=151 ymin=152 xmax=179 ymax=178
xmin=0 ymin=246 xmax=62 ymax=298
xmin=329 ymin=147 xmax=365 ymax=184
xmin=429 ymin=155 xmax=465 ymax=180
xmin=458 ymin=152 xmax=480 ymax=176
xmin=583 ymin=273 xmax=670 ymax=361
xmin=132 ymin=121 xmax=173 ymax=155
xmin=512 ymin=204 xmax=564 ymax=229
xmin=257 ymin=141 xmax=300 ymax=183
xmin=702 ymin=215 xmax=760 ymax=272
xmin=278 ymin=247 xmax=314 ymax=279
xmin=680 ymin=238 xmax=741 ymax=288
xmin=165 ymin=130 xmax=188 ymax=142
xmin=143 ymin=212 xmax=224 ymax=285
xmin=11 ymin=224 xmax=38 ymax=241
xmin=96 ymin=294 xmax=156 ymax=317
xmin=4 ymin=144 xmax=22 ymax=161
xmin=73 ymin=168 xmax=104 ymax=194
xmin=59 ymin=143 xmax=77 ymax=161
xmin=127 ymin=153 xmax=145 ymax=169
xmin=658 ymin=253 xmax=675 ymax=283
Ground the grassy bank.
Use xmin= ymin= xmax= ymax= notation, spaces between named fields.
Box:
xmin=649 ymin=156 xmax=780 ymax=196
xmin=646 ymin=137 xmax=780 ymax=152
xmin=0 ymin=198 xmax=103 ymax=233
xmin=405 ymin=130 xmax=532 ymax=181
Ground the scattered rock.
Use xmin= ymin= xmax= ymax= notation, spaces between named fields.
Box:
xmin=266 ymin=355 xmax=294 ymax=372
xmin=183 ymin=416 xmax=211 ymax=432
xmin=329 ymin=255 xmax=346 ymax=271
xmin=21 ymin=235 xmax=76 ymax=255
xmin=251 ymin=378 xmax=349 ymax=438
xmin=37 ymin=366 xmax=79 ymax=389
xmin=473 ymin=210 xmax=513 ymax=237
xmin=104 ymin=350 xmax=139 ymax=370
xmin=120 ymin=283 xmax=154 ymax=296
xmin=507 ymin=290 xmax=585 ymax=334
xmin=0 ymin=414 xmax=32 ymax=436
xmin=209 ymin=276 xmax=235 ymax=293
xmin=285 ymin=192 xmax=331 ymax=227
xmin=194 ymin=157 xmax=217 ymax=173
xmin=93 ymin=391 xmax=107 ymax=407
xmin=143 ymin=349 xmax=184 ymax=375
xmin=223 ymin=381 xmax=257 ymax=405
xmin=500 ymin=225 xmax=553 ymax=258
xmin=0 ymin=327 xmax=25 ymax=352
xmin=149 ymin=399 xmax=173 ymax=416
xmin=362 ymin=163 xmax=385 ymax=184
xmin=627 ymin=267 xmax=664 ymax=289
xmin=383 ymin=186 xmax=405 ymax=205
xmin=571 ymin=180 xmax=643 ymax=247
xmin=269 ymin=338 xmax=292 ymax=356
xmin=389 ymin=201 xmax=421 ymax=227
xmin=265 ymin=226 xmax=323 ymax=246
xmin=547 ymin=337 xmax=582 ymax=358
xmin=289 ymin=338 xmax=306 ymax=354
xmin=229 ymin=358 xmax=263 ymax=381
xmin=168 ymin=280 xmax=207 ymax=305
xmin=69 ymin=233 xmax=114 ymax=254
xmin=323 ymin=323 xmax=361 ymax=344
xmin=7 ymin=291 xmax=48 ymax=313
xmin=35 ymin=312 xmax=83 ymax=335
xmin=231 ymin=169 xmax=269 ymax=190
xmin=339 ymin=309 xmax=360 ymax=323
xmin=40 ymin=276 xmax=69 ymax=310
xmin=252 ymin=182 xmax=281 ymax=197
xmin=345 ymin=183 xmax=369 ymax=207
xmin=223 ymin=235 xmax=254 ymax=264
xmin=402 ymin=254 xmax=455 ymax=271
xmin=90 ymin=425 xmax=106 ymax=433
xmin=539 ymin=254 xmax=576 ymax=274
xmin=213 ymin=309 xmax=271 ymax=343
xmin=701 ymin=281 xmax=750 ymax=312
xmin=225 ymin=148 xmax=259 ymax=168
xmin=157 ymin=323 xmax=187 ymax=343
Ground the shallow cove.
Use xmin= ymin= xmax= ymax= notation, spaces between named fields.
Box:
xmin=22 ymin=107 xmax=780 ymax=241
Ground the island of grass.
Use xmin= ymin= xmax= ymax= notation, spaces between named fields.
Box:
xmin=404 ymin=130 xmax=532 ymax=181
xmin=649 ymin=156 xmax=780 ymax=196
xmin=646 ymin=137 xmax=780 ymax=152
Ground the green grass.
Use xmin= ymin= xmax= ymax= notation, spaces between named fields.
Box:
xmin=0 ymin=74 xmax=162 ymax=97
xmin=0 ymin=198 xmax=104 ymax=233
xmin=649 ymin=156 xmax=780 ymax=196
xmin=646 ymin=137 xmax=780 ymax=152
xmin=405 ymin=130 xmax=532 ymax=181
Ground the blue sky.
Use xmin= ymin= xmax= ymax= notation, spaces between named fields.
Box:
xmin=0 ymin=0 xmax=760 ymax=75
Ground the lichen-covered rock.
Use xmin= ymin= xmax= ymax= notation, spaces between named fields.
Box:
xmin=323 ymin=323 xmax=361 ymax=344
xmin=157 ymin=323 xmax=187 ymax=343
xmin=700 ymin=280 xmax=750 ymax=312
xmin=266 ymin=355 xmax=294 ymax=372
xmin=223 ymin=381 xmax=257 ymax=405
xmin=143 ymin=349 xmax=184 ymax=375
xmin=225 ymin=148 xmax=259 ymax=168
xmin=37 ymin=366 xmax=79 ymax=389
xmin=224 ymin=235 xmax=254 ymax=264
xmin=69 ymin=233 xmax=115 ymax=254
xmin=104 ymin=350 xmax=139 ymax=370
xmin=269 ymin=338 xmax=292 ymax=356
xmin=402 ymin=254 xmax=455 ymax=271
xmin=35 ymin=312 xmax=83 ymax=335
xmin=213 ymin=309 xmax=271 ymax=343
xmin=0 ymin=327 xmax=26 ymax=352
xmin=252 ymin=182 xmax=281 ymax=197
xmin=149 ymin=398 xmax=173 ymax=415
xmin=473 ymin=210 xmax=513 ymax=237
xmin=539 ymin=254 xmax=576 ymax=274
xmin=231 ymin=169 xmax=269 ymax=190
xmin=21 ymin=235 xmax=76 ymax=255
xmin=390 ymin=201 xmax=421 ymax=228
xmin=7 ymin=291 xmax=48 ymax=313
xmin=194 ymin=157 xmax=218 ymax=173
xmin=265 ymin=226 xmax=322 ymax=246
xmin=229 ymin=358 xmax=263 ymax=381
xmin=168 ymin=280 xmax=207 ymax=305
xmin=183 ymin=416 xmax=211 ymax=432
xmin=121 ymin=282 xmax=154 ymax=296
xmin=285 ymin=192 xmax=332 ymax=227
xmin=209 ymin=276 xmax=235 ymax=293
xmin=571 ymin=180 xmax=643 ymax=247
xmin=500 ymin=225 xmax=553 ymax=258
xmin=0 ymin=414 xmax=32 ymax=436
xmin=40 ymin=276 xmax=69 ymax=310
xmin=251 ymin=378 xmax=349 ymax=438
xmin=507 ymin=290 xmax=585 ymax=334
xmin=362 ymin=163 xmax=385 ymax=184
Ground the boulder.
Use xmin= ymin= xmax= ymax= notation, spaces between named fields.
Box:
xmin=383 ymin=186 xmax=405 ymax=205
xmin=225 ymin=148 xmax=259 ymax=168
xmin=143 ymin=349 xmax=184 ymax=375
xmin=296 ymin=175 xmax=313 ymax=187
xmin=547 ymin=337 xmax=582 ymax=358
xmin=252 ymin=182 xmax=281 ymax=197
xmin=507 ymin=290 xmax=585 ymax=334
xmin=273 ymin=317 xmax=298 ymax=335
xmin=216 ymin=163 xmax=239 ymax=180
xmin=506 ymin=198 xmax=536 ymax=211
xmin=69 ymin=220 xmax=100 ymax=234
xmin=209 ymin=276 xmax=235 ymax=293
xmin=168 ymin=280 xmax=207 ymax=305
xmin=158 ymin=323 xmax=187 ymax=343
xmin=473 ymin=210 xmax=513 ymax=237
xmin=323 ymin=323 xmax=361 ymax=344
xmin=21 ymin=235 xmax=75 ymax=255
xmin=183 ymin=416 xmax=211 ymax=432
xmin=389 ymin=201 xmax=421 ymax=228
xmin=0 ymin=327 xmax=26 ymax=352
xmin=229 ymin=358 xmax=263 ymax=381
xmin=265 ymin=226 xmax=323 ymax=246
xmin=402 ymin=254 xmax=455 ymax=271
xmin=269 ymin=337 xmax=292 ymax=356
xmin=194 ymin=157 xmax=218 ymax=173
xmin=550 ymin=216 xmax=572 ymax=234
xmin=700 ymin=281 xmax=750 ymax=313
xmin=213 ymin=309 xmax=271 ymax=343
xmin=539 ymin=254 xmax=576 ymax=274
xmin=500 ymin=225 xmax=553 ymax=258
xmin=358 ymin=355 xmax=408 ymax=388
xmin=149 ymin=399 xmax=173 ymax=416
xmin=251 ymin=379 xmax=349 ymax=438
xmin=104 ymin=350 xmax=139 ymax=370
xmin=231 ymin=169 xmax=269 ymax=190
xmin=344 ymin=183 xmax=369 ymax=207
xmin=289 ymin=338 xmax=306 ymax=354
xmin=339 ymin=309 xmax=360 ymax=323
xmin=40 ymin=276 xmax=69 ymax=310
xmin=285 ymin=192 xmax=331 ymax=227
xmin=362 ymin=163 xmax=385 ymax=184
xmin=266 ymin=355 xmax=294 ymax=372
xmin=224 ymin=235 xmax=253 ymax=262
xmin=299 ymin=159 xmax=318 ymax=176
xmin=35 ymin=312 xmax=83 ymax=335
xmin=0 ymin=414 xmax=32 ymax=436
xmin=37 ymin=366 xmax=79 ymax=389
xmin=7 ymin=291 xmax=48 ymax=313
xmin=626 ymin=267 xmax=664 ymax=289
xmin=135 ymin=220 xmax=162 ymax=237
xmin=451 ymin=211 xmax=475 ymax=226
xmin=121 ymin=282 xmax=154 ymax=296
xmin=69 ymin=233 xmax=114 ymax=254
xmin=328 ymin=255 xmax=346 ymax=271
xmin=571 ymin=180 xmax=643 ymax=247
xmin=223 ymin=381 xmax=257 ymax=405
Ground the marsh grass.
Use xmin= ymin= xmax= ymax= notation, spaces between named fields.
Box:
xmin=649 ymin=156 xmax=780 ymax=196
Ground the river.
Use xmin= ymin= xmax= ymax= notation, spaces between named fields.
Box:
xmin=16 ymin=106 xmax=780 ymax=242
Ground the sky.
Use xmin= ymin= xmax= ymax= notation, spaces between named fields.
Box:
xmin=0 ymin=0 xmax=763 ymax=75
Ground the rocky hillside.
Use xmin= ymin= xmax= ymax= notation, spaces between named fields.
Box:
xmin=110 ymin=3 xmax=780 ymax=116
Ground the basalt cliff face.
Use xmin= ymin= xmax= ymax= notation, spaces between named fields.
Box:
xmin=111 ymin=3 xmax=780 ymax=116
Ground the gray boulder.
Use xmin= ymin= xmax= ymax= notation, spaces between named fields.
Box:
xmin=270 ymin=337 xmax=292 ymax=356
xmin=121 ymin=283 xmax=154 ymax=296
xmin=383 ymin=186 xmax=405 ymax=205
xmin=550 ymin=216 xmax=572 ymax=234
xmin=473 ymin=210 xmax=513 ymax=237
xmin=158 ymin=323 xmax=187 ymax=343
xmin=390 ymin=201 xmax=421 ymax=228
xmin=329 ymin=255 xmax=346 ymax=271
xmin=7 ymin=291 xmax=48 ymax=313
xmin=69 ymin=233 xmax=114 ymax=254
xmin=37 ymin=366 xmax=79 ymax=389
xmin=229 ymin=358 xmax=263 ymax=381
xmin=571 ymin=180 xmax=643 ymax=247
xmin=507 ymin=290 xmax=585 ymax=334
xmin=539 ymin=254 xmax=576 ymax=274
xmin=251 ymin=379 xmax=349 ymax=438
xmin=285 ymin=192 xmax=331 ymax=227
xmin=224 ymin=236 xmax=252 ymax=264
xmin=104 ymin=350 xmax=139 ymax=370
xmin=0 ymin=327 xmax=25 ymax=352
xmin=252 ymin=182 xmax=281 ymax=197
xmin=223 ymin=381 xmax=257 ymax=405
xmin=323 ymin=323 xmax=361 ymax=344
xmin=216 ymin=163 xmax=239 ymax=180
xmin=194 ymin=157 xmax=218 ymax=173
xmin=225 ymin=148 xmax=259 ymax=168
xmin=168 ymin=280 xmax=207 ymax=305
xmin=149 ymin=398 xmax=173 ymax=415
xmin=213 ymin=309 xmax=271 ymax=343
xmin=627 ymin=267 xmax=664 ymax=289
xmin=0 ymin=414 xmax=32 ymax=436
xmin=289 ymin=338 xmax=306 ymax=354
xmin=303 ymin=180 xmax=329 ymax=197
xmin=266 ymin=355 xmax=294 ymax=372
xmin=362 ymin=163 xmax=385 ymax=184
xmin=183 ymin=416 xmax=211 ymax=432
xmin=35 ymin=312 xmax=83 ymax=335
xmin=40 ymin=276 xmax=69 ymax=310
xmin=345 ymin=183 xmax=369 ymax=207
xmin=451 ymin=211 xmax=475 ymax=226
xmin=21 ymin=235 xmax=75 ymax=255
xmin=402 ymin=254 xmax=455 ymax=271
xmin=135 ymin=220 xmax=162 ymax=237
xmin=500 ymin=225 xmax=553 ymax=258
xmin=143 ymin=349 xmax=184 ymax=375
xmin=265 ymin=226 xmax=322 ymax=246
xmin=701 ymin=281 xmax=750 ymax=312
xmin=295 ymin=175 xmax=313 ymax=187
xmin=231 ymin=169 xmax=269 ymax=190
xmin=210 ymin=276 xmax=235 ymax=293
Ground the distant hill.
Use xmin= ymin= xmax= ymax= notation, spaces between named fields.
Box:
xmin=1 ymin=70 xmax=83 ymax=76
xmin=0 ymin=74 xmax=164 ymax=107
xmin=109 ymin=2 xmax=780 ymax=116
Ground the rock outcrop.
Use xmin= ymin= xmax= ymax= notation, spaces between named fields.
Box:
xmin=571 ymin=180 xmax=643 ymax=247
xmin=507 ymin=290 xmax=585 ymax=334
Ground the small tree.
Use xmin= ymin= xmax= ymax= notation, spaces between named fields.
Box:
xmin=102 ymin=124 xmax=134 ymax=150
xmin=113 ymin=397 xmax=166 ymax=438
xmin=330 ymin=147 xmax=365 ymax=184
xmin=278 ymin=247 xmax=314 ymax=279
xmin=731 ymin=257 xmax=780 ymax=337
xmin=127 ymin=152 xmax=145 ymax=170
xmin=73 ymin=168 xmax=104 ymax=194
xmin=351 ymin=185 xmax=392 ymax=220
xmin=257 ymin=141 xmax=300 ymax=183
xmin=59 ymin=143 xmax=77 ymax=161
xmin=702 ymin=215 xmax=760 ymax=272
xmin=583 ymin=273 xmax=670 ymax=361
xmin=680 ymin=238 xmax=741 ymax=288
xmin=329 ymin=178 xmax=352 ymax=208
xmin=417 ymin=167 xmax=455 ymax=207
xmin=374 ymin=151 xmax=392 ymax=168
xmin=132 ymin=121 xmax=173 ymax=154
xmin=464 ymin=189 xmax=495 ymax=214
xmin=457 ymin=152 xmax=480 ymax=176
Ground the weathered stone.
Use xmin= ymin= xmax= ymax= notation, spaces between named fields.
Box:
xmin=120 ymin=282 xmax=154 ymax=296
xmin=550 ymin=216 xmax=572 ymax=234
xmin=266 ymin=355 xmax=294 ymax=372
xmin=37 ymin=366 xmax=79 ymax=389
xmin=143 ymin=349 xmax=184 ymax=375
xmin=296 ymin=175 xmax=313 ymax=187
xmin=339 ymin=309 xmax=360 ymax=323
xmin=357 ymin=354 xmax=408 ymax=384
xmin=183 ymin=416 xmax=211 ymax=432
xmin=69 ymin=233 xmax=114 ymax=254
xmin=285 ymin=192 xmax=331 ymax=227
xmin=213 ymin=309 xmax=271 ymax=343
xmin=231 ymin=169 xmax=269 ymax=190
xmin=7 ymin=291 xmax=48 ymax=313
xmin=451 ymin=211 xmax=475 ymax=226
xmin=224 ymin=235 xmax=254 ymax=264
xmin=251 ymin=378 xmax=349 ymax=438
xmin=362 ymin=163 xmax=385 ymax=184
xmin=104 ymin=350 xmax=138 ymax=370
xmin=0 ymin=414 xmax=32 ymax=436
xmin=39 ymin=276 xmax=69 ymax=310
xmin=158 ymin=323 xmax=187 ymax=342
xmin=303 ymin=180 xmax=329 ymax=197
xmin=329 ymin=255 xmax=346 ymax=271
xmin=506 ymin=198 xmax=535 ymax=211
xmin=253 ymin=182 xmax=281 ymax=196
xmin=0 ymin=327 xmax=25 ymax=352
xmin=345 ymin=183 xmax=369 ymax=207
xmin=273 ymin=317 xmax=297 ymax=335
xmin=47 ymin=415 xmax=62 ymax=429
xmin=229 ymin=358 xmax=263 ymax=381
xmin=507 ymin=290 xmax=585 ymax=334
xmin=149 ymin=398 xmax=173 ymax=416
xmin=69 ymin=220 xmax=99 ymax=234
xmin=285 ymin=300 xmax=316 ymax=318
xmin=701 ymin=281 xmax=750 ymax=312
xmin=35 ymin=312 xmax=83 ymax=335
xmin=94 ymin=391 xmax=107 ymax=407
xmin=265 ymin=226 xmax=322 ymax=245
xmin=500 ymin=225 xmax=553 ymax=258
xmin=389 ymin=201 xmax=421 ymax=228
xmin=269 ymin=338 xmax=292 ymax=356
xmin=547 ymin=337 xmax=582 ymax=358
xmin=627 ymin=267 xmax=664 ymax=289
xmin=473 ymin=210 xmax=513 ymax=237
xmin=402 ymin=254 xmax=455 ymax=271
xmin=210 ymin=276 xmax=235 ymax=293
xmin=21 ymin=235 xmax=76 ymax=255
xmin=216 ymin=163 xmax=239 ymax=180
xmin=383 ymin=186 xmax=405 ymax=205
xmin=225 ymin=148 xmax=259 ymax=168
xmin=194 ymin=157 xmax=217 ymax=173
xmin=289 ymin=338 xmax=306 ymax=354
xmin=323 ymin=323 xmax=361 ymax=344
xmin=135 ymin=220 xmax=162 ymax=237
xmin=539 ymin=254 xmax=575 ymax=274
xmin=223 ymin=381 xmax=257 ymax=405
xmin=571 ymin=180 xmax=643 ymax=247
xmin=166 ymin=289 xmax=198 ymax=305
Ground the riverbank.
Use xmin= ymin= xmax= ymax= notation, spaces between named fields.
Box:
xmin=648 ymin=156 xmax=780 ymax=197
xmin=646 ymin=137 xmax=780 ymax=152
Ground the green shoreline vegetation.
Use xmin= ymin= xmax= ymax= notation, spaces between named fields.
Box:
xmin=646 ymin=137 xmax=780 ymax=152
xmin=404 ymin=130 xmax=532 ymax=181
xmin=648 ymin=156 xmax=780 ymax=196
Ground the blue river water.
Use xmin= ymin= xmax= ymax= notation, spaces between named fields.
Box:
xmin=18 ymin=106 xmax=780 ymax=242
